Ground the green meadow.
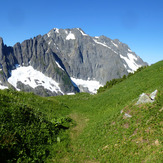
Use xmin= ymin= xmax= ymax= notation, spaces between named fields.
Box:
xmin=0 ymin=60 xmax=163 ymax=162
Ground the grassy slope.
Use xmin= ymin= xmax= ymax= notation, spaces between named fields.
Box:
xmin=0 ymin=90 xmax=73 ymax=162
xmin=52 ymin=60 xmax=163 ymax=162
xmin=0 ymin=60 xmax=162 ymax=162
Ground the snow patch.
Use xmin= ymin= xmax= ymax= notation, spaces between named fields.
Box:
xmin=120 ymin=53 xmax=141 ymax=72
xmin=48 ymin=40 xmax=52 ymax=45
xmin=66 ymin=32 xmax=75 ymax=40
xmin=71 ymin=77 xmax=102 ymax=94
xmin=93 ymin=39 xmax=111 ymax=49
xmin=128 ymin=49 xmax=132 ymax=52
xmin=8 ymin=66 xmax=64 ymax=94
xmin=0 ymin=85 xmax=8 ymax=90
xmin=67 ymin=92 xmax=75 ymax=95
xmin=112 ymin=50 xmax=118 ymax=54
xmin=55 ymin=61 xmax=64 ymax=71
xmin=111 ymin=41 xmax=118 ymax=48
xmin=54 ymin=28 xmax=59 ymax=33
xmin=47 ymin=28 xmax=59 ymax=37
xmin=128 ymin=52 xmax=138 ymax=61
xmin=77 ymin=28 xmax=88 ymax=36
xmin=93 ymin=39 xmax=118 ymax=54
xmin=123 ymin=64 xmax=127 ymax=68
xmin=47 ymin=32 xmax=51 ymax=37
xmin=65 ymin=30 xmax=68 ymax=34
xmin=0 ymin=81 xmax=8 ymax=90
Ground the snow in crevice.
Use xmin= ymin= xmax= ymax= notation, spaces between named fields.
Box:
xmin=93 ymin=39 xmax=118 ymax=54
xmin=120 ymin=53 xmax=141 ymax=72
xmin=66 ymin=31 xmax=76 ymax=40
xmin=111 ymin=40 xmax=118 ymax=48
xmin=93 ymin=39 xmax=111 ymax=49
xmin=123 ymin=64 xmax=127 ymax=68
xmin=71 ymin=77 xmax=103 ymax=94
xmin=47 ymin=28 xmax=59 ymax=37
xmin=55 ymin=61 xmax=64 ymax=71
xmin=77 ymin=28 xmax=88 ymax=36
xmin=112 ymin=50 xmax=118 ymax=54
xmin=54 ymin=28 xmax=59 ymax=33
xmin=65 ymin=30 xmax=68 ymax=34
xmin=48 ymin=40 xmax=52 ymax=45
xmin=47 ymin=31 xmax=53 ymax=37
xmin=8 ymin=66 xmax=64 ymax=94
xmin=47 ymin=32 xmax=51 ymax=37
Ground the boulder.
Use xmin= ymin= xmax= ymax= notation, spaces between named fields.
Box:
xmin=136 ymin=90 xmax=158 ymax=105
xmin=136 ymin=93 xmax=153 ymax=105
xmin=124 ymin=113 xmax=132 ymax=118
xmin=150 ymin=89 xmax=158 ymax=100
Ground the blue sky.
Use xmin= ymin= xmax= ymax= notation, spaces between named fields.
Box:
xmin=0 ymin=0 xmax=162 ymax=64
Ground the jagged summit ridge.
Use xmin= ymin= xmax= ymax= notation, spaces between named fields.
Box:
xmin=0 ymin=28 xmax=147 ymax=96
xmin=46 ymin=28 xmax=145 ymax=74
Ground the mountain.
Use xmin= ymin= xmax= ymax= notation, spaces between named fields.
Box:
xmin=0 ymin=28 xmax=147 ymax=96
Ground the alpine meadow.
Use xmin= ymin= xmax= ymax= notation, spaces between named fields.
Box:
xmin=1 ymin=0 xmax=163 ymax=162
xmin=0 ymin=60 xmax=162 ymax=162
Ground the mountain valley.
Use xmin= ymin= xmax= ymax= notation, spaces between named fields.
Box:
xmin=0 ymin=60 xmax=162 ymax=162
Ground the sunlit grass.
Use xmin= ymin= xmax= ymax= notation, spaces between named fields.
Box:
xmin=0 ymin=60 xmax=163 ymax=162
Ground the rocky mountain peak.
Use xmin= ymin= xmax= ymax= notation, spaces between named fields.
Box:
xmin=0 ymin=37 xmax=3 ymax=45
xmin=0 ymin=27 xmax=148 ymax=96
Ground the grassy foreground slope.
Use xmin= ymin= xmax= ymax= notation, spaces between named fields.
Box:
xmin=0 ymin=60 xmax=163 ymax=162
xmin=0 ymin=90 xmax=73 ymax=162
xmin=53 ymin=60 xmax=163 ymax=162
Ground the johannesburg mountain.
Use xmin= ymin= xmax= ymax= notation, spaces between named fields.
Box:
xmin=0 ymin=28 xmax=147 ymax=96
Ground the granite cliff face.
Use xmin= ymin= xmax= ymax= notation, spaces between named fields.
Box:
xmin=0 ymin=28 xmax=147 ymax=96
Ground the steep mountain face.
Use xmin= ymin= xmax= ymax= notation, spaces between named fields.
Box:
xmin=0 ymin=28 xmax=147 ymax=96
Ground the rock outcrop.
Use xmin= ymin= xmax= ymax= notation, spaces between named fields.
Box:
xmin=136 ymin=90 xmax=158 ymax=105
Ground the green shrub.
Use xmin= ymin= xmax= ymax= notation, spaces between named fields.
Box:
xmin=0 ymin=93 xmax=71 ymax=162
xmin=97 ymin=66 xmax=148 ymax=93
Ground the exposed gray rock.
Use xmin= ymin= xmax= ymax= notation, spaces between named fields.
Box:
xmin=120 ymin=110 xmax=123 ymax=114
xmin=17 ymin=81 xmax=59 ymax=97
xmin=150 ymin=89 xmax=158 ymax=100
xmin=136 ymin=93 xmax=153 ymax=105
xmin=121 ymin=110 xmax=132 ymax=118
xmin=78 ymin=85 xmax=90 ymax=93
xmin=159 ymin=107 xmax=163 ymax=112
xmin=136 ymin=90 xmax=158 ymax=105
xmin=44 ymin=28 xmax=147 ymax=85
xmin=124 ymin=113 xmax=132 ymax=118
xmin=0 ymin=28 xmax=148 ymax=96
xmin=122 ymin=112 xmax=132 ymax=119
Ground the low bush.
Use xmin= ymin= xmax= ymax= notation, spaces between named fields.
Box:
xmin=0 ymin=91 xmax=72 ymax=162
xmin=97 ymin=66 xmax=148 ymax=93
